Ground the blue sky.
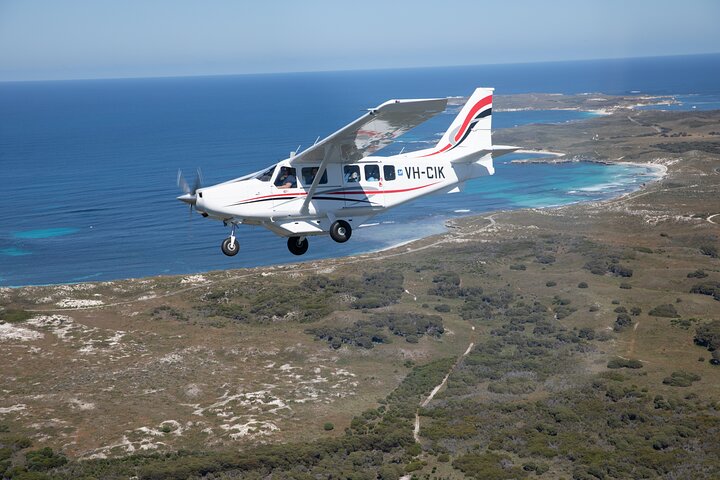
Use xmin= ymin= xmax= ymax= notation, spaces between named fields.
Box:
xmin=1 ymin=0 xmax=719 ymax=81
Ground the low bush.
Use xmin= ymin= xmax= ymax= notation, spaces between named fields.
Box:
xmin=648 ymin=304 xmax=680 ymax=317
xmin=614 ymin=314 xmax=634 ymax=332
xmin=578 ymin=282 xmax=588 ymax=289
xmin=607 ymin=357 xmax=643 ymax=369
xmin=687 ymin=269 xmax=708 ymax=279
xmin=690 ymin=281 xmax=720 ymax=302
xmin=662 ymin=371 xmax=701 ymax=387
xmin=0 ymin=309 xmax=32 ymax=323
xmin=694 ymin=320 xmax=720 ymax=358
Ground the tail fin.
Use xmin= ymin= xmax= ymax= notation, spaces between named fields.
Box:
xmin=421 ymin=88 xmax=493 ymax=158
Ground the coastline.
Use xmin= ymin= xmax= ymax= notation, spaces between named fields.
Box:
xmin=1 ymin=157 xmax=669 ymax=294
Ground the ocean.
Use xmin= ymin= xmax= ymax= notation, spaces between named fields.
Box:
xmin=1 ymin=54 xmax=719 ymax=286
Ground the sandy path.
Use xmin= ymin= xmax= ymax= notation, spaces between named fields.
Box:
xmin=413 ymin=340 xmax=475 ymax=442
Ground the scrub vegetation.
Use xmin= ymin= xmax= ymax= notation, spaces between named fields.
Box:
xmin=2 ymin=97 xmax=720 ymax=479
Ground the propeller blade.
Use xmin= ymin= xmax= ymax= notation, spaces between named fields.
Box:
xmin=192 ymin=168 xmax=203 ymax=194
xmin=177 ymin=169 xmax=191 ymax=195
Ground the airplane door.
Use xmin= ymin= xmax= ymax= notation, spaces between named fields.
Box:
xmin=342 ymin=164 xmax=365 ymax=208
xmin=296 ymin=165 xmax=342 ymax=215
xmin=357 ymin=163 xmax=385 ymax=208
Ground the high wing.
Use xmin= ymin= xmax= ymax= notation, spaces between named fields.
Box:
xmin=290 ymin=97 xmax=448 ymax=165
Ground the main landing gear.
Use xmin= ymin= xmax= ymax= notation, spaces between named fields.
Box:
xmin=287 ymin=236 xmax=309 ymax=256
xmin=221 ymin=223 xmax=239 ymax=256
xmin=329 ymin=220 xmax=352 ymax=243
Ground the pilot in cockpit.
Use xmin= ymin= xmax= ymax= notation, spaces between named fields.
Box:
xmin=275 ymin=167 xmax=297 ymax=188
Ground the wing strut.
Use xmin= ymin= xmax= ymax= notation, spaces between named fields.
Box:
xmin=300 ymin=144 xmax=336 ymax=215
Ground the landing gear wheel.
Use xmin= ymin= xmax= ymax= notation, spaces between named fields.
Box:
xmin=287 ymin=236 xmax=309 ymax=256
xmin=221 ymin=237 xmax=239 ymax=256
xmin=329 ymin=220 xmax=352 ymax=243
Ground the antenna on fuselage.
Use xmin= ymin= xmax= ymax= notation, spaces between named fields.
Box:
xmin=313 ymin=136 xmax=320 ymax=145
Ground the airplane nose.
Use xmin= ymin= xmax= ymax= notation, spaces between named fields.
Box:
xmin=177 ymin=193 xmax=197 ymax=206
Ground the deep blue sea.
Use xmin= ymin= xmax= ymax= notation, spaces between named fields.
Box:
xmin=1 ymin=54 xmax=719 ymax=286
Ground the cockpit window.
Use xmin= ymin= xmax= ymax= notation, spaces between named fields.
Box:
xmin=256 ymin=165 xmax=276 ymax=182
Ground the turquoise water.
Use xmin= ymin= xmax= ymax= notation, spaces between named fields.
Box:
xmin=13 ymin=228 xmax=80 ymax=240
xmin=1 ymin=54 xmax=718 ymax=286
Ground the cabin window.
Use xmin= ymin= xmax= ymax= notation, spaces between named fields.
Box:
xmin=274 ymin=166 xmax=297 ymax=188
xmin=344 ymin=165 xmax=360 ymax=183
xmin=383 ymin=165 xmax=396 ymax=181
xmin=301 ymin=167 xmax=328 ymax=185
xmin=364 ymin=165 xmax=380 ymax=182
xmin=256 ymin=165 xmax=276 ymax=182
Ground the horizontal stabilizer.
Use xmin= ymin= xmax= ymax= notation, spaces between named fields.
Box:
xmin=449 ymin=145 xmax=521 ymax=164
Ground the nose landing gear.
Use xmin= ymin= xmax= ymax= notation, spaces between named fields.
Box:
xmin=221 ymin=222 xmax=239 ymax=256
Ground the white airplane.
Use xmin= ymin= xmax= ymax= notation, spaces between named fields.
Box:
xmin=177 ymin=87 xmax=518 ymax=256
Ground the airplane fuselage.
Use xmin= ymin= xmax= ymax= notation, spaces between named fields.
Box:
xmin=194 ymin=151 xmax=493 ymax=238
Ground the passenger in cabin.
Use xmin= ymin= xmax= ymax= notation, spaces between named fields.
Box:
xmin=305 ymin=167 xmax=319 ymax=184
xmin=344 ymin=165 xmax=360 ymax=183
xmin=365 ymin=165 xmax=380 ymax=182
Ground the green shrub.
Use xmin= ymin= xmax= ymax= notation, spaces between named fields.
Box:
xmin=614 ymin=314 xmax=634 ymax=332
xmin=545 ymin=281 xmax=557 ymax=287
xmin=0 ymin=309 xmax=32 ymax=323
xmin=510 ymin=264 xmax=526 ymax=271
xmin=577 ymin=282 xmax=588 ymax=289
xmin=453 ymin=452 xmax=525 ymax=479
xmin=607 ymin=357 xmax=643 ymax=369
xmin=690 ymin=281 xmax=720 ymax=301
xmin=648 ymin=304 xmax=680 ymax=317
xmin=25 ymin=447 xmax=67 ymax=471
xmin=404 ymin=460 xmax=423 ymax=472
xmin=687 ymin=269 xmax=708 ymax=279
xmin=323 ymin=422 xmax=334 ymax=431
xmin=662 ymin=371 xmax=701 ymax=387
xmin=610 ymin=264 xmax=634 ymax=277
xmin=694 ymin=320 xmax=720 ymax=354
xmin=619 ymin=282 xmax=632 ymax=289
xmin=535 ymin=254 xmax=556 ymax=264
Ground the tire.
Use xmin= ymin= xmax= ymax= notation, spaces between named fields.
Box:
xmin=221 ymin=237 xmax=239 ymax=256
xmin=287 ymin=236 xmax=309 ymax=256
xmin=329 ymin=220 xmax=352 ymax=243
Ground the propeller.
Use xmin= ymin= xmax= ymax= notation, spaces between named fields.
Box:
xmin=177 ymin=168 xmax=202 ymax=210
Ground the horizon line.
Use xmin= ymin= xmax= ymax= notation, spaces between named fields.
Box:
xmin=1 ymin=51 xmax=719 ymax=84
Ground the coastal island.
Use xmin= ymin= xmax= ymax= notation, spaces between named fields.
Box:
xmin=1 ymin=94 xmax=719 ymax=479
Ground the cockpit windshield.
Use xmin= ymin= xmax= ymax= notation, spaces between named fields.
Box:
xmin=255 ymin=165 xmax=276 ymax=182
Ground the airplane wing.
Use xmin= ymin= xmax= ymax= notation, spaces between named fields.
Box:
xmin=290 ymin=97 xmax=448 ymax=165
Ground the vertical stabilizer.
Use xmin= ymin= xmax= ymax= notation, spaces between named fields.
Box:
xmin=419 ymin=88 xmax=494 ymax=159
